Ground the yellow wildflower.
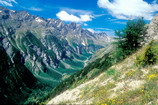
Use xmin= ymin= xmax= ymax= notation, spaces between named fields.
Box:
xmin=147 ymin=74 xmax=158 ymax=80
xmin=101 ymin=104 xmax=108 ymax=105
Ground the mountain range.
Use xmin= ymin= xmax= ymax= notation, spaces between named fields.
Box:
xmin=0 ymin=6 xmax=112 ymax=104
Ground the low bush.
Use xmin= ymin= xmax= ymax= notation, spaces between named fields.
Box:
xmin=136 ymin=41 xmax=158 ymax=66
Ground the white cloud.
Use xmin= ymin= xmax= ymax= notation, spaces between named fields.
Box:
xmin=80 ymin=15 xmax=92 ymax=21
xmin=97 ymin=0 xmax=158 ymax=20
xmin=0 ymin=0 xmax=17 ymax=7
xmin=56 ymin=11 xmax=93 ymax=23
xmin=57 ymin=8 xmax=105 ymax=23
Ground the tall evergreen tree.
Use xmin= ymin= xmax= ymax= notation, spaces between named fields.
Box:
xmin=115 ymin=18 xmax=147 ymax=56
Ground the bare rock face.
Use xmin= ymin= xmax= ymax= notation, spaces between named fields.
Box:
xmin=146 ymin=14 xmax=158 ymax=41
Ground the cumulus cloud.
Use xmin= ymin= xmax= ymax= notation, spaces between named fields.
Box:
xmin=56 ymin=11 xmax=93 ymax=23
xmin=97 ymin=0 xmax=158 ymax=20
xmin=0 ymin=0 xmax=17 ymax=7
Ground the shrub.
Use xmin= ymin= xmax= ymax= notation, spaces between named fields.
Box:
xmin=136 ymin=41 xmax=158 ymax=66
xmin=106 ymin=69 xmax=116 ymax=76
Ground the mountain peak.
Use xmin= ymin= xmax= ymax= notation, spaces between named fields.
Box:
xmin=69 ymin=22 xmax=81 ymax=29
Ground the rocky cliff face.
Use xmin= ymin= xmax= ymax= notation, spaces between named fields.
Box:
xmin=0 ymin=6 xmax=111 ymax=87
xmin=146 ymin=14 xmax=158 ymax=41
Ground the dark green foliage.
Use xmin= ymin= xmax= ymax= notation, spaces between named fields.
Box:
xmin=115 ymin=18 xmax=147 ymax=56
xmin=144 ymin=41 xmax=158 ymax=65
xmin=106 ymin=69 xmax=116 ymax=76
xmin=25 ymin=31 xmax=45 ymax=49
xmin=0 ymin=44 xmax=37 ymax=104
xmin=45 ymin=35 xmax=64 ymax=51
xmin=22 ymin=83 xmax=52 ymax=104
xmin=0 ymin=42 xmax=53 ymax=104
xmin=136 ymin=41 xmax=158 ymax=66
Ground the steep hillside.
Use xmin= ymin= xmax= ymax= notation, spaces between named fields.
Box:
xmin=47 ymin=40 xmax=158 ymax=105
xmin=0 ymin=41 xmax=38 ymax=104
xmin=46 ymin=15 xmax=158 ymax=105
xmin=88 ymin=44 xmax=114 ymax=63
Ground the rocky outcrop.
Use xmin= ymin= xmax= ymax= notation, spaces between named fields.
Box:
xmin=146 ymin=14 xmax=158 ymax=41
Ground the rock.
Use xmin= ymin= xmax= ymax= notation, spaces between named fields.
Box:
xmin=146 ymin=14 xmax=158 ymax=41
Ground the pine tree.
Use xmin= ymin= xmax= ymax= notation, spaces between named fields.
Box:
xmin=115 ymin=18 xmax=147 ymax=56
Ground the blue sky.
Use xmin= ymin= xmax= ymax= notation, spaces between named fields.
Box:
xmin=0 ymin=0 xmax=158 ymax=36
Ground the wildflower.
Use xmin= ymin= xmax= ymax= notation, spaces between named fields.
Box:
xmin=101 ymin=104 xmax=107 ymax=105
xmin=147 ymin=74 xmax=158 ymax=80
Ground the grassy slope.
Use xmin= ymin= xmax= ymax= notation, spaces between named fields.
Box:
xmin=47 ymin=41 xmax=158 ymax=105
